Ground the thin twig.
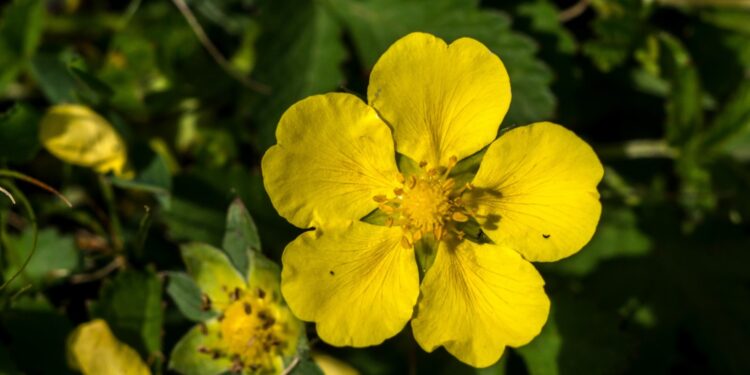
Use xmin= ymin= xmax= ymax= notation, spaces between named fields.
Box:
xmin=281 ymin=356 xmax=301 ymax=375
xmin=0 ymin=170 xmax=72 ymax=207
xmin=0 ymin=186 xmax=15 ymax=205
xmin=171 ymin=0 xmax=271 ymax=93
xmin=70 ymin=256 xmax=125 ymax=284
xmin=559 ymin=0 xmax=591 ymax=22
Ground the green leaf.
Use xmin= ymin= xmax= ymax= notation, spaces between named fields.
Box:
xmin=702 ymin=79 xmax=750 ymax=159
xmin=222 ymin=198 xmax=261 ymax=277
xmin=662 ymin=33 xmax=704 ymax=147
xmin=0 ymin=0 xmax=44 ymax=90
xmin=516 ymin=318 xmax=561 ymax=375
xmin=110 ymin=146 xmax=172 ymax=198
xmin=166 ymin=272 xmax=217 ymax=322
xmin=249 ymin=0 xmax=346 ymax=149
xmin=163 ymin=197 xmax=226 ymax=245
xmin=0 ymin=103 xmax=42 ymax=163
xmin=544 ymin=205 xmax=651 ymax=277
xmin=582 ymin=0 xmax=649 ymax=72
xmin=29 ymin=49 xmax=114 ymax=105
xmin=516 ymin=0 xmax=576 ymax=55
xmin=328 ymin=0 xmax=555 ymax=127
xmin=2 ymin=228 xmax=78 ymax=290
xmin=89 ymin=269 xmax=164 ymax=360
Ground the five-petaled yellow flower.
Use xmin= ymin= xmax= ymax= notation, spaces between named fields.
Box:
xmin=262 ymin=32 xmax=603 ymax=367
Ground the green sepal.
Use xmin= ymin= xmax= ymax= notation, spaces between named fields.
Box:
xmin=166 ymin=272 xmax=217 ymax=322
xmin=180 ymin=242 xmax=246 ymax=310
xmin=168 ymin=322 xmax=230 ymax=375
xmin=222 ymin=198 xmax=262 ymax=278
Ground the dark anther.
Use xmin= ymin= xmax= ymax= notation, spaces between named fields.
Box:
xmin=231 ymin=287 xmax=242 ymax=301
xmin=200 ymin=294 xmax=212 ymax=311
xmin=244 ymin=302 xmax=252 ymax=315
xmin=257 ymin=288 xmax=266 ymax=299
xmin=329 ymin=270 xmax=335 ymax=276
xmin=542 ymin=234 xmax=551 ymax=239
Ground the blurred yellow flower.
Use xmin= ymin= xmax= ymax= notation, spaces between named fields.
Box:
xmin=169 ymin=243 xmax=302 ymax=374
xmin=39 ymin=104 xmax=127 ymax=176
xmin=262 ymin=32 xmax=603 ymax=367
xmin=67 ymin=319 xmax=150 ymax=375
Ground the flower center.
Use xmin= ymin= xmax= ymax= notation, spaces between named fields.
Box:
xmin=215 ymin=288 xmax=289 ymax=372
xmin=374 ymin=156 xmax=473 ymax=247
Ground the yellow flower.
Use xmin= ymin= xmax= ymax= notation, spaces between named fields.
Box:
xmin=169 ymin=243 xmax=302 ymax=374
xmin=39 ymin=104 xmax=128 ymax=176
xmin=67 ymin=319 xmax=151 ymax=375
xmin=262 ymin=32 xmax=603 ymax=367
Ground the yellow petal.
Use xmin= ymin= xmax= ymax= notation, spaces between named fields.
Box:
xmin=411 ymin=240 xmax=549 ymax=368
xmin=281 ymin=221 xmax=419 ymax=347
xmin=262 ymin=93 xmax=401 ymax=229
xmin=467 ymin=122 xmax=604 ymax=262
xmin=367 ymin=32 xmax=511 ymax=168
xmin=68 ymin=319 xmax=151 ymax=375
xmin=39 ymin=105 xmax=127 ymax=176
xmin=312 ymin=352 xmax=360 ymax=375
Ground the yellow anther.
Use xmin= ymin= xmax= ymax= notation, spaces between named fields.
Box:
xmin=433 ymin=226 xmax=445 ymax=240
xmin=373 ymin=161 xmax=475 ymax=243
xmin=400 ymin=236 xmax=412 ymax=249
xmin=380 ymin=204 xmax=395 ymax=214
xmin=452 ymin=212 xmax=469 ymax=222
xmin=396 ymin=173 xmax=405 ymax=183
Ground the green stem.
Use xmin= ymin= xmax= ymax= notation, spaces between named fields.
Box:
xmin=99 ymin=175 xmax=124 ymax=252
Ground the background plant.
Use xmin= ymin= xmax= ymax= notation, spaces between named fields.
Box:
xmin=0 ymin=0 xmax=749 ymax=374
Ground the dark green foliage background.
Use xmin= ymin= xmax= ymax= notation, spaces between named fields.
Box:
xmin=1 ymin=0 xmax=749 ymax=374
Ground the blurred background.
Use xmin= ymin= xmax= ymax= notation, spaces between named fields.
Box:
xmin=1 ymin=0 xmax=749 ymax=374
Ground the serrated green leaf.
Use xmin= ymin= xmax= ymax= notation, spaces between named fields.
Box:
xmin=250 ymin=0 xmax=346 ymax=149
xmin=328 ymin=0 xmax=555 ymax=127
xmin=582 ymin=0 xmax=648 ymax=72
xmin=166 ymin=272 xmax=216 ymax=322
xmin=89 ymin=270 xmax=164 ymax=360
xmin=0 ymin=103 xmax=41 ymax=163
xmin=222 ymin=198 xmax=261 ymax=276
xmin=516 ymin=0 xmax=576 ymax=55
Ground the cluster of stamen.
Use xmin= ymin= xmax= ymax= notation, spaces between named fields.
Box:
xmin=197 ymin=286 xmax=289 ymax=373
xmin=374 ymin=156 xmax=474 ymax=248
